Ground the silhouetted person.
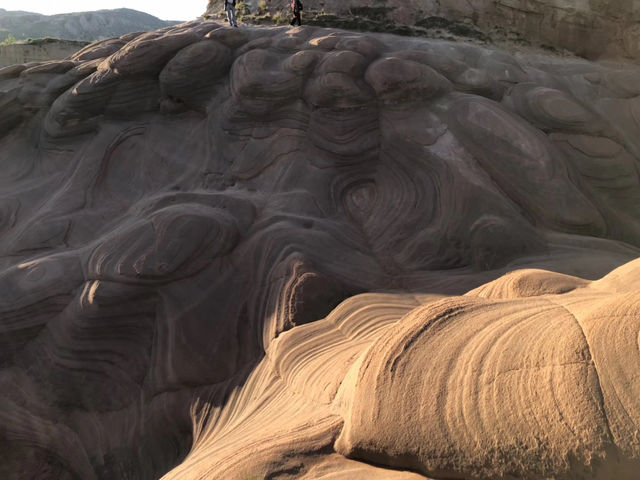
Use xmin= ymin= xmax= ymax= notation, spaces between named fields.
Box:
xmin=225 ymin=0 xmax=238 ymax=27
xmin=290 ymin=0 xmax=303 ymax=26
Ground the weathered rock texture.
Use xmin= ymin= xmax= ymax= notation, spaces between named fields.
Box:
xmin=0 ymin=40 xmax=88 ymax=68
xmin=172 ymin=262 xmax=640 ymax=479
xmin=0 ymin=20 xmax=640 ymax=479
xmin=250 ymin=0 xmax=640 ymax=59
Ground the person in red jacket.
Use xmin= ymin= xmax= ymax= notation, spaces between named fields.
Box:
xmin=290 ymin=0 xmax=303 ymax=26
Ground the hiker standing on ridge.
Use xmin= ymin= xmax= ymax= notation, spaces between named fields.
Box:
xmin=225 ymin=0 xmax=238 ymax=27
xmin=290 ymin=0 xmax=303 ymax=26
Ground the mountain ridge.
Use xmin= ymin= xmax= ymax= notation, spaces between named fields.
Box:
xmin=0 ymin=7 xmax=182 ymax=42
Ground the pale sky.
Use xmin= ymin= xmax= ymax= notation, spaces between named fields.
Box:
xmin=2 ymin=1 xmax=206 ymax=21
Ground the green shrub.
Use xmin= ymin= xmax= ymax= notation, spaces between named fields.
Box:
xmin=26 ymin=37 xmax=58 ymax=45
xmin=1 ymin=34 xmax=17 ymax=46
xmin=236 ymin=1 xmax=251 ymax=17
xmin=272 ymin=12 xmax=288 ymax=25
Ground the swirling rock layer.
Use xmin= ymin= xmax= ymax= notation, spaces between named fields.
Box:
xmin=171 ymin=262 xmax=640 ymax=479
xmin=0 ymin=21 xmax=640 ymax=479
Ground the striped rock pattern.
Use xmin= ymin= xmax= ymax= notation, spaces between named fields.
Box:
xmin=0 ymin=20 xmax=639 ymax=479
xmin=170 ymin=261 xmax=640 ymax=479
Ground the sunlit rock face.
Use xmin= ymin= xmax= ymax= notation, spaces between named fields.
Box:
xmin=254 ymin=0 xmax=640 ymax=60
xmin=0 ymin=20 xmax=640 ymax=479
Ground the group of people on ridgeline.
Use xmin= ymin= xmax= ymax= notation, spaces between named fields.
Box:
xmin=223 ymin=0 xmax=304 ymax=28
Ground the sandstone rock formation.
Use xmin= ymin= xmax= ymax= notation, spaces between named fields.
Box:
xmin=170 ymin=261 xmax=640 ymax=479
xmin=0 ymin=20 xmax=640 ymax=479
xmin=252 ymin=0 xmax=640 ymax=60
xmin=0 ymin=40 xmax=88 ymax=68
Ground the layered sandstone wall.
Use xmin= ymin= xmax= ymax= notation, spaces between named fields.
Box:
xmin=246 ymin=0 xmax=640 ymax=59
xmin=0 ymin=40 xmax=88 ymax=67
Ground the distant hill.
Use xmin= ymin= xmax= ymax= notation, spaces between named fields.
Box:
xmin=0 ymin=8 xmax=182 ymax=42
